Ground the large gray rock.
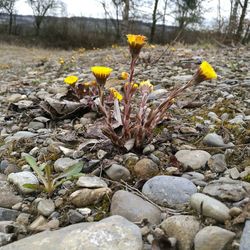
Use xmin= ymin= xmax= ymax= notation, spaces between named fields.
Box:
xmin=161 ymin=215 xmax=200 ymax=250
xmin=0 ymin=232 xmax=14 ymax=247
xmin=111 ymin=190 xmax=161 ymax=224
xmin=1 ymin=215 xmax=143 ymax=250
xmin=175 ymin=150 xmax=211 ymax=170
xmin=194 ymin=226 xmax=235 ymax=250
xmin=203 ymin=178 xmax=250 ymax=202
xmin=240 ymin=220 xmax=250 ymax=250
xmin=190 ymin=193 xmax=230 ymax=223
xmin=54 ymin=158 xmax=79 ymax=172
xmin=142 ymin=176 xmax=197 ymax=207
xmin=7 ymin=172 xmax=39 ymax=194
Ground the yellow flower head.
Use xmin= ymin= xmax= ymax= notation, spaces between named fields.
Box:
xmin=120 ymin=71 xmax=129 ymax=80
xmin=139 ymin=80 xmax=153 ymax=91
xmin=91 ymin=66 xmax=113 ymax=85
xmin=125 ymin=82 xmax=138 ymax=90
xmin=126 ymin=34 xmax=147 ymax=58
xmin=59 ymin=58 xmax=64 ymax=65
xmin=83 ymin=81 xmax=97 ymax=87
xmin=64 ymin=75 xmax=78 ymax=85
xmin=109 ymin=87 xmax=123 ymax=101
xmin=195 ymin=61 xmax=217 ymax=83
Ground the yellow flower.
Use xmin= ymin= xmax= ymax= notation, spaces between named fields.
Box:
xmin=125 ymin=82 xmax=138 ymax=89
xmin=199 ymin=61 xmax=217 ymax=80
xmin=59 ymin=58 xmax=64 ymax=65
xmin=195 ymin=61 xmax=217 ymax=83
xmin=120 ymin=71 xmax=129 ymax=80
xmin=126 ymin=34 xmax=147 ymax=58
xmin=109 ymin=87 xmax=123 ymax=101
xmin=64 ymin=75 xmax=78 ymax=85
xmin=83 ymin=81 xmax=97 ymax=87
xmin=139 ymin=80 xmax=153 ymax=91
xmin=91 ymin=66 xmax=113 ymax=85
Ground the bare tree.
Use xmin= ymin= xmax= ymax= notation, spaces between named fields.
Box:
xmin=227 ymin=0 xmax=240 ymax=36
xmin=27 ymin=0 xmax=61 ymax=35
xmin=171 ymin=0 xmax=204 ymax=30
xmin=0 ymin=0 xmax=17 ymax=34
xmin=236 ymin=0 xmax=249 ymax=40
xmin=150 ymin=0 xmax=159 ymax=43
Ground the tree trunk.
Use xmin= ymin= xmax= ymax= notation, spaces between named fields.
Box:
xmin=162 ymin=0 xmax=168 ymax=38
xmin=122 ymin=0 xmax=130 ymax=35
xmin=228 ymin=0 xmax=239 ymax=36
xmin=150 ymin=0 xmax=159 ymax=43
xmin=8 ymin=11 xmax=13 ymax=34
xmin=236 ymin=0 xmax=249 ymax=40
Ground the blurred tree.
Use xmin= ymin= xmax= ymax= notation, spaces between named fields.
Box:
xmin=236 ymin=0 xmax=249 ymax=40
xmin=150 ymin=0 xmax=159 ymax=43
xmin=27 ymin=0 xmax=62 ymax=35
xmin=0 ymin=0 xmax=17 ymax=34
xmin=227 ymin=0 xmax=240 ymax=36
xmin=171 ymin=0 xmax=203 ymax=30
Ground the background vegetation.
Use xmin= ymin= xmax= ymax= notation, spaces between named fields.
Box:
xmin=0 ymin=0 xmax=249 ymax=49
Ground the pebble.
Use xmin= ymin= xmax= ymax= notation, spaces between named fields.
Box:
xmin=142 ymin=176 xmax=197 ymax=207
xmin=0 ymin=221 xmax=15 ymax=233
xmin=133 ymin=158 xmax=159 ymax=179
xmin=207 ymin=154 xmax=227 ymax=173
xmin=229 ymin=167 xmax=240 ymax=179
xmin=143 ymin=144 xmax=155 ymax=154
xmin=67 ymin=209 xmax=85 ymax=224
xmin=240 ymin=220 xmax=250 ymax=250
xmin=203 ymin=133 xmax=226 ymax=147
xmin=175 ymin=150 xmax=211 ymax=170
xmin=97 ymin=149 xmax=107 ymax=159
xmin=28 ymin=121 xmax=45 ymax=130
xmin=76 ymin=176 xmax=107 ymax=188
xmin=4 ymin=131 xmax=37 ymax=143
xmin=194 ymin=226 xmax=235 ymax=250
xmin=7 ymin=172 xmax=39 ymax=194
xmin=203 ymin=178 xmax=250 ymax=202
xmin=110 ymin=190 xmax=161 ymax=224
xmin=105 ymin=164 xmax=131 ymax=181
xmin=161 ymin=215 xmax=200 ymax=250
xmin=0 ymin=183 xmax=23 ymax=208
xmin=37 ymin=199 xmax=55 ymax=217
xmin=2 ymin=216 xmax=143 ymax=250
xmin=229 ymin=207 xmax=242 ymax=217
xmin=0 ymin=208 xmax=20 ymax=221
xmin=190 ymin=193 xmax=230 ymax=222
xmin=229 ymin=115 xmax=245 ymax=125
xmin=70 ymin=188 xmax=111 ymax=207
xmin=0 ymin=232 xmax=14 ymax=247
xmin=53 ymin=157 xmax=79 ymax=172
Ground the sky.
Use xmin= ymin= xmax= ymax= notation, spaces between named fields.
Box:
xmin=15 ymin=0 xmax=233 ymax=26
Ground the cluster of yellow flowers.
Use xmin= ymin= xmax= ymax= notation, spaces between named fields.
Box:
xmin=63 ymin=34 xmax=217 ymax=103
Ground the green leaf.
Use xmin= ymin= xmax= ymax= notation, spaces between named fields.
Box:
xmin=23 ymin=183 xmax=42 ymax=190
xmin=23 ymin=153 xmax=47 ymax=185
xmin=54 ymin=161 xmax=83 ymax=182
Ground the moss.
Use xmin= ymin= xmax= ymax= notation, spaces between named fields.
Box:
xmin=243 ymin=175 xmax=250 ymax=183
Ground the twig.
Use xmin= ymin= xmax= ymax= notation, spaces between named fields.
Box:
xmin=151 ymin=29 xmax=183 ymax=65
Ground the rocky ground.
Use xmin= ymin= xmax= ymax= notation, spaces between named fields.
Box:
xmin=0 ymin=42 xmax=250 ymax=250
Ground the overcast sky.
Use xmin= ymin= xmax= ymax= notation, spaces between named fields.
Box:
xmin=15 ymin=0 xmax=234 ymax=26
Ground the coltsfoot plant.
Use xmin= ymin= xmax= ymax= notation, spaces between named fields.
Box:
xmin=23 ymin=154 xmax=83 ymax=196
xmin=65 ymin=34 xmax=217 ymax=150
